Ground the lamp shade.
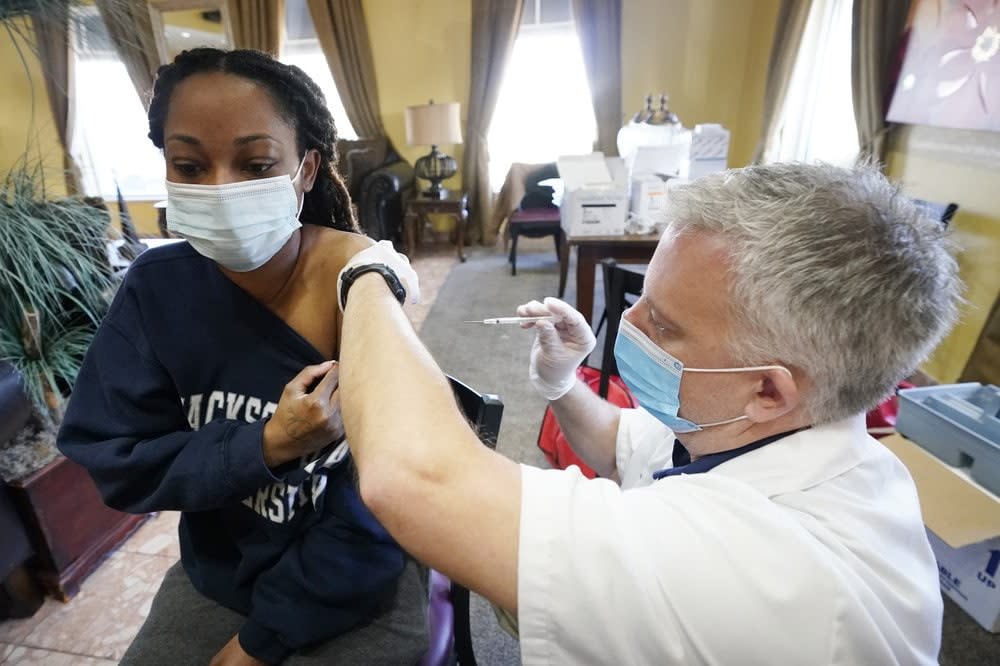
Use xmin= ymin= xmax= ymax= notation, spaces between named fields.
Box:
xmin=404 ymin=102 xmax=462 ymax=146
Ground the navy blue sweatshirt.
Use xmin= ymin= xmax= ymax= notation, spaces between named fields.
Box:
xmin=57 ymin=242 xmax=406 ymax=664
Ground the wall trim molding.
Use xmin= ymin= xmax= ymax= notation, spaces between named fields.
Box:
xmin=890 ymin=125 xmax=1000 ymax=171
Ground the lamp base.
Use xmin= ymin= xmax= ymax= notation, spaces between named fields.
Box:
xmin=414 ymin=146 xmax=457 ymax=201
xmin=420 ymin=183 xmax=450 ymax=200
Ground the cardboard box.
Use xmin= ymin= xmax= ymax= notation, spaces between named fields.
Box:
xmin=557 ymin=154 xmax=628 ymax=237
xmin=881 ymin=434 xmax=1000 ymax=632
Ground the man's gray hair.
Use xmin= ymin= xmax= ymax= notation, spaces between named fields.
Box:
xmin=664 ymin=162 xmax=962 ymax=423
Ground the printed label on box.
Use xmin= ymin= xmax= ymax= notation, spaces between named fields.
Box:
xmin=581 ymin=204 xmax=615 ymax=224
xmin=929 ymin=531 xmax=1000 ymax=632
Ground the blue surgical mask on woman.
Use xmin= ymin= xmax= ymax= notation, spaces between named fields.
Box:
xmin=166 ymin=157 xmax=306 ymax=272
xmin=614 ymin=317 xmax=790 ymax=433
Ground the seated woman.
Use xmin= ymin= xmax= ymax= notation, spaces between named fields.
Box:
xmin=57 ymin=48 xmax=426 ymax=666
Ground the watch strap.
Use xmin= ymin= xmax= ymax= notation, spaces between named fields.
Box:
xmin=339 ymin=263 xmax=407 ymax=311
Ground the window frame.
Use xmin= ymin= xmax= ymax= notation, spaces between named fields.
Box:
xmin=486 ymin=13 xmax=597 ymax=191
xmin=69 ymin=5 xmax=168 ymax=201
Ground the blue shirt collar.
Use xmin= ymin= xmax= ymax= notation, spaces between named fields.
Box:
xmin=653 ymin=428 xmax=809 ymax=481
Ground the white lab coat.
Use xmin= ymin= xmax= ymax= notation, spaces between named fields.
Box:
xmin=517 ymin=409 xmax=942 ymax=665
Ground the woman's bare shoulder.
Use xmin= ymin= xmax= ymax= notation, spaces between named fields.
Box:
xmin=305 ymin=226 xmax=375 ymax=275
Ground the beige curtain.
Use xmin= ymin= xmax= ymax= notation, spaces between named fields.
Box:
xmin=572 ymin=0 xmax=622 ymax=156
xmin=31 ymin=5 xmax=82 ymax=194
xmin=464 ymin=0 xmax=525 ymax=243
xmin=851 ymin=0 xmax=911 ymax=164
xmin=95 ymin=0 xmax=160 ymax=110
xmin=307 ymin=0 xmax=384 ymax=138
xmin=228 ymin=0 xmax=286 ymax=55
xmin=752 ymin=0 xmax=814 ymax=164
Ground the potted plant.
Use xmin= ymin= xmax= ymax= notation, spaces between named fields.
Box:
xmin=0 ymin=158 xmax=147 ymax=601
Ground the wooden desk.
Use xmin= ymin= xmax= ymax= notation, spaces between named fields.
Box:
xmin=559 ymin=233 xmax=659 ymax=324
xmin=404 ymin=192 xmax=469 ymax=262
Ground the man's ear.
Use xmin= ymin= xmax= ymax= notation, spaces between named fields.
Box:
xmin=301 ymin=148 xmax=321 ymax=193
xmin=744 ymin=367 xmax=801 ymax=424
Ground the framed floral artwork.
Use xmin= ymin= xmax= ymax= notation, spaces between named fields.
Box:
xmin=887 ymin=0 xmax=1000 ymax=131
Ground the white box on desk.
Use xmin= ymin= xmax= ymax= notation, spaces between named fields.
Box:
xmin=881 ymin=434 xmax=1000 ymax=632
xmin=688 ymin=124 xmax=730 ymax=180
xmin=630 ymin=175 xmax=668 ymax=223
xmin=557 ymin=154 xmax=628 ymax=237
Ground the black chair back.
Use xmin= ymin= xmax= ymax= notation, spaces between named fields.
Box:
xmin=444 ymin=376 xmax=504 ymax=665
xmin=520 ymin=163 xmax=559 ymax=209
xmin=449 ymin=376 xmax=503 ymax=451
xmin=598 ymin=260 xmax=645 ymax=398
xmin=913 ymin=199 xmax=959 ymax=229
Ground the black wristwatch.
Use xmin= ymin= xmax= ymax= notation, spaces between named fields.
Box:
xmin=339 ymin=263 xmax=407 ymax=310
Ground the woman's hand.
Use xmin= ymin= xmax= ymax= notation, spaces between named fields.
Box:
xmin=262 ymin=361 xmax=343 ymax=468
xmin=209 ymin=635 xmax=268 ymax=666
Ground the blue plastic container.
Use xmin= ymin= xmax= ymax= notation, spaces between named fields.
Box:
xmin=896 ymin=383 xmax=1000 ymax=495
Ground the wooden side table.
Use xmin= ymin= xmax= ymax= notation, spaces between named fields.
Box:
xmin=404 ymin=192 xmax=469 ymax=262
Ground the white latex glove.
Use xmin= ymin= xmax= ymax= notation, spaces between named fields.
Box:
xmin=517 ymin=297 xmax=596 ymax=401
xmin=337 ymin=240 xmax=421 ymax=312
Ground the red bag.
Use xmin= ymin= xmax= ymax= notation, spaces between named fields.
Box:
xmin=537 ymin=366 xmax=637 ymax=478
xmin=866 ymin=381 xmax=915 ymax=438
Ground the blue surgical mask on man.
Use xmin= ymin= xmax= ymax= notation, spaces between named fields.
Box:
xmin=614 ymin=317 xmax=790 ymax=433
xmin=166 ymin=156 xmax=307 ymax=272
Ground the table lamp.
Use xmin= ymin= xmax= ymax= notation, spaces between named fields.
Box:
xmin=404 ymin=100 xmax=462 ymax=199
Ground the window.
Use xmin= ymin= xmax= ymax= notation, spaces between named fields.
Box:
xmin=281 ymin=0 xmax=357 ymax=140
xmin=765 ymin=0 xmax=859 ymax=165
xmin=70 ymin=8 xmax=167 ymax=200
xmin=487 ymin=0 xmax=597 ymax=189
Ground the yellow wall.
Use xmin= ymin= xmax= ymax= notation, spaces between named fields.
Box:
xmin=160 ymin=9 xmax=224 ymax=34
xmin=887 ymin=126 xmax=1000 ymax=382
xmin=364 ymin=0 xmax=471 ymax=188
xmin=0 ymin=17 xmax=68 ymax=197
xmin=127 ymin=201 xmax=162 ymax=236
xmin=620 ymin=0 xmax=780 ymax=168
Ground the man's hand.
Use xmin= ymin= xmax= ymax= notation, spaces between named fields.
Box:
xmin=262 ymin=361 xmax=343 ymax=468
xmin=209 ymin=635 xmax=267 ymax=666
xmin=517 ymin=297 xmax=596 ymax=401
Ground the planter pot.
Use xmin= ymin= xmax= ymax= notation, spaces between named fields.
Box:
xmin=7 ymin=454 xmax=146 ymax=601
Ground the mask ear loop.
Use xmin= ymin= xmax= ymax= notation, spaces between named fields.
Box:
xmin=692 ymin=414 xmax=747 ymax=429
xmin=683 ymin=365 xmax=793 ymax=376
xmin=291 ymin=153 xmax=309 ymax=219
xmin=681 ymin=365 xmax=793 ymax=429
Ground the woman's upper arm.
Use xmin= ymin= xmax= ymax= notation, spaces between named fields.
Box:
xmin=327 ymin=231 xmax=376 ymax=348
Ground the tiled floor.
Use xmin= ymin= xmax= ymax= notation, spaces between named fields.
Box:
xmin=0 ymin=247 xmax=459 ymax=664
xmin=0 ymin=514 xmax=178 ymax=663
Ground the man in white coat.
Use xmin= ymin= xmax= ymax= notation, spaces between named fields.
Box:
xmin=333 ymin=162 xmax=961 ymax=664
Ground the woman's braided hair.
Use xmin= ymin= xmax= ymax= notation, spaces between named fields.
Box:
xmin=148 ymin=48 xmax=360 ymax=233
